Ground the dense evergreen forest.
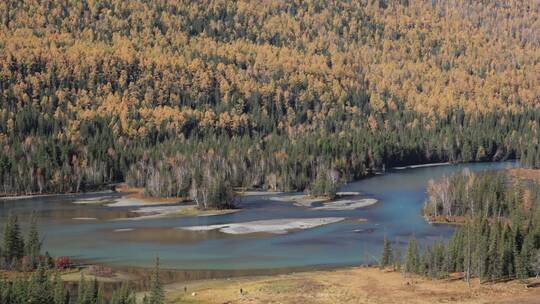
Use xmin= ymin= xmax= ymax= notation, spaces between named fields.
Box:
xmin=381 ymin=170 xmax=540 ymax=281
xmin=0 ymin=261 xmax=164 ymax=304
xmin=0 ymin=213 xmax=164 ymax=304
xmin=0 ymin=1 xmax=539 ymax=207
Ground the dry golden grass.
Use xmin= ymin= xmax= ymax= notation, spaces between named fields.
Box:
xmin=165 ymin=267 xmax=540 ymax=304
xmin=508 ymin=169 xmax=540 ymax=184
xmin=114 ymin=183 xmax=183 ymax=204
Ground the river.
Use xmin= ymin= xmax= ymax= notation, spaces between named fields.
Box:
xmin=0 ymin=161 xmax=518 ymax=270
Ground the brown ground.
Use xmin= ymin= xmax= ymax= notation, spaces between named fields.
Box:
xmin=164 ymin=267 xmax=540 ymax=304
xmin=508 ymin=168 xmax=540 ymax=183
xmin=115 ymin=183 xmax=183 ymax=204
xmin=61 ymin=268 xmax=135 ymax=283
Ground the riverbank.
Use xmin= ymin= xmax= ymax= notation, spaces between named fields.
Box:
xmin=392 ymin=162 xmax=451 ymax=170
xmin=69 ymin=184 xmax=240 ymax=219
xmin=114 ymin=184 xmax=183 ymax=204
xmin=164 ymin=267 xmax=540 ymax=304
xmin=424 ymin=215 xmax=467 ymax=225
xmin=0 ymin=189 xmax=115 ymax=201
xmin=269 ymin=192 xmax=378 ymax=210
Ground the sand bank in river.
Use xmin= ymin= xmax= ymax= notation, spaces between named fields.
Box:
xmin=105 ymin=198 xmax=180 ymax=207
xmin=179 ymin=217 xmax=344 ymax=235
xmin=73 ymin=196 xmax=179 ymax=207
xmin=238 ymin=190 xmax=284 ymax=196
xmin=114 ymin=228 xmax=135 ymax=232
xmin=0 ymin=190 xmax=114 ymax=201
xmin=269 ymin=192 xmax=377 ymax=210
xmin=73 ymin=196 xmax=116 ymax=204
xmin=313 ymin=198 xmax=378 ymax=210
xmin=120 ymin=205 xmax=239 ymax=220
xmin=129 ymin=205 xmax=193 ymax=219
xmin=335 ymin=191 xmax=361 ymax=196
xmin=71 ymin=189 xmax=237 ymax=220
xmin=269 ymin=194 xmax=328 ymax=207
xmin=392 ymin=162 xmax=450 ymax=170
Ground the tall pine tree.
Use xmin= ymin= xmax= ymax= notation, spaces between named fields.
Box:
xmin=405 ymin=234 xmax=420 ymax=274
xmin=380 ymin=234 xmax=392 ymax=269
xmin=24 ymin=212 xmax=41 ymax=270
xmin=144 ymin=257 xmax=165 ymax=304
xmin=3 ymin=212 xmax=24 ymax=265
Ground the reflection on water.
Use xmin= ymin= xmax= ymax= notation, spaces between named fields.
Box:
xmin=0 ymin=161 xmax=518 ymax=270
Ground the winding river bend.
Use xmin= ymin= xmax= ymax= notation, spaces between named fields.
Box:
xmin=0 ymin=161 xmax=518 ymax=270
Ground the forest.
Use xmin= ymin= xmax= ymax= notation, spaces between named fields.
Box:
xmin=0 ymin=1 xmax=539 ymax=208
xmin=381 ymin=170 xmax=540 ymax=281
xmin=0 ymin=213 xmax=164 ymax=304
xmin=1 ymin=1 xmax=540 ymax=301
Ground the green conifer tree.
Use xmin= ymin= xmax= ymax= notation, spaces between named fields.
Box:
xmin=393 ymin=237 xmax=402 ymax=272
xmin=111 ymin=282 xmax=136 ymax=304
xmin=25 ymin=212 xmax=41 ymax=270
xmin=76 ymin=273 xmax=88 ymax=304
xmin=405 ymin=234 xmax=420 ymax=274
xmin=419 ymin=245 xmax=429 ymax=276
xmin=3 ymin=212 xmax=24 ymax=265
xmin=380 ymin=234 xmax=392 ymax=269
xmin=28 ymin=263 xmax=53 ymax=304
xmin=147 ymin=257 xmax=165 ymax=304
xmin=53 ymin=272 xmax=68 ymax=304
xmin=519 ymin=232 xmax=535 ymax=278
xmin=515 ymin=247 xmax=528 ymax=281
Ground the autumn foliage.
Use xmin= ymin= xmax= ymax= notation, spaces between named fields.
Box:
xmin=0 ymin=1 xmax=539 ymax=202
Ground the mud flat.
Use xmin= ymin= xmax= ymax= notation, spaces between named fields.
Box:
xmin=179 ymin=217 xmax=345 ymax=235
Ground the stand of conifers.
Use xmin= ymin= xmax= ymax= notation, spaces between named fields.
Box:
xmin=381 ymin=171 xmax=540 ymax=283
xmin=0 ymin=213 xmax=165 ymax=304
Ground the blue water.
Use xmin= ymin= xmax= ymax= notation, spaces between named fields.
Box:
xmin=0 ymin=161 xmax=518 ymax=270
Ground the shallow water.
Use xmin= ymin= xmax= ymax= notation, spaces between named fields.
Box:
xmin=0 ymin=161 xmax=518 ymax=270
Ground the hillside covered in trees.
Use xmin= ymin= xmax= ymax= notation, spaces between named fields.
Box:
xmin=0 ymin=1 xmax=539 ymax=206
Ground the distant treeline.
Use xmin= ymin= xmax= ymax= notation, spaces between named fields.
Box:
xmin=382 ymin=171 xmax=540 ymax=281
xmin=1 ymin=106 xmax=540 ymax=208
xmin=1 ymin=1 xmax=540 ymax=208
